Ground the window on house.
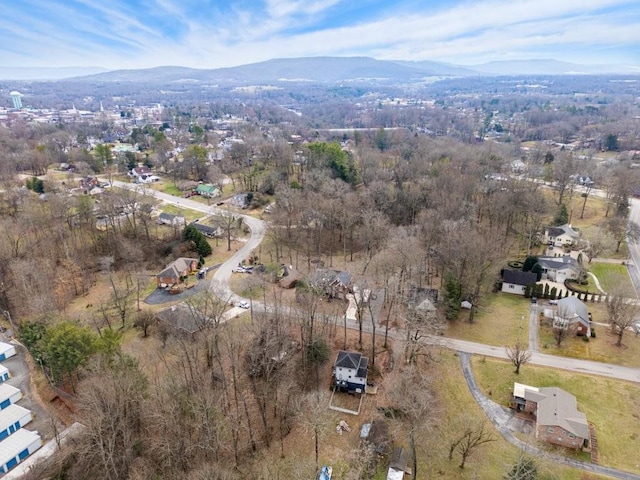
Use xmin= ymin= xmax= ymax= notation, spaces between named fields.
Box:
xmin=547 ymin=427 xmax=554 ymax=433
xmin=509 ymin=285 xmax=514 ymax=289
xmin=568 ymin=433 xmax=575 ymax=439
xmin=348 ymin=375 xmax=352 ymax=379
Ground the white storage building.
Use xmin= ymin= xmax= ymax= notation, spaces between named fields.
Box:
xmin=0 ymin=365 xmax=9 ymax=384
xmin=0 ymin=405 xmax=32 ymax=441
xmin=0 ymin=428 xmax=42 ymax=474
xmin=0 ymin=384 xmax=21 ymax=411
xmin=0 ymin=343 xmax=16 ymax=362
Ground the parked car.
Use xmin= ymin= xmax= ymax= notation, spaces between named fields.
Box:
xmin=549 ymin=299 xmax=558 ymax=305
xmin=238 ymin=301 xmax=250 ymax=309
xmin=531 ymin=297 xmax=538 ymax=304
xmin=232 ymin=267 xmax=246 ymax=273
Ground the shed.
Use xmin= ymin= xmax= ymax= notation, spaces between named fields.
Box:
xmin=0 ymin=385 xmax=21 ymax=411
xmin=0 ymin=343 xmax=16 ymax=362
xmin=0 ymin=365 xmax=9 ymax=384
xmin=0 ymin=428 xmax=42 ymax=473
xmin=387 ymin=447 xmax=409 ymax=480
xmin=0 ymin=405 xmax=32 ymax=441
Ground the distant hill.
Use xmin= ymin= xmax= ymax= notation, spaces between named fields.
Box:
xmin=75 ymin=57 xmax=451 ymax=84
xmin=0 ymin=66 xmax=108 ymax=80
xmin=9 ymin=57 xmax=639 ymax=83
xmin=469 ymin=59 xmax=640 ymax=75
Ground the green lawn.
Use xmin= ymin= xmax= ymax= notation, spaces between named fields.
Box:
xmin=588 ymin=262 xmax=634 ymax=293
xmin=472 ymin=356 xmax=640 ymax=475
xmin=447 ymin=293 xmax=530 ymax=347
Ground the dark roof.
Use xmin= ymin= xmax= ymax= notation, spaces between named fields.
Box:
xmin=545 ymin=226 xmax=564 ymax=237
xmin=335 ymin=350 xmax=361 ymax=369
xmin=389 ymin=447 xmax=409 ymax=472
xmin=502 ymin=270 xmax=538 ymax=286
xmin=335 ymin=350 xmax=368 ymax=378
xmin=313 ymin=269 xmax=353 ymax=287
xmin=536 ymin=255 xmax=579 ymax=270
xmin=190 ymin=222 xmax=221 ymax=237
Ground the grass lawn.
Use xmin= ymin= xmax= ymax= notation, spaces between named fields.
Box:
xmin=447 ymin=293 xmax=530 ymax=347
xmin=588 ymin=262 xmax=634 ymax=293
xmin=538 ymin=302 xmax=640 ymax=368
xmin=160 ymin=204 xmax=202 ymax=222
xmin=472 ymin=356 xmax=640 ymax=475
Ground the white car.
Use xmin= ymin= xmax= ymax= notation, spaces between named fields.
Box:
xmin=232 ymin=267 xmax=246 ymax=273
xmin=238 ymin=301 xmax=250 ymax=309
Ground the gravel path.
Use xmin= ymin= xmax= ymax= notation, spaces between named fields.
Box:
xmin=458 ymin=352 xmax=640 ymax=480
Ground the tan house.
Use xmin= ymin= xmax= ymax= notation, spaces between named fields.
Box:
xmin=512 ymin=383 xmax=589 ymax=450
xmin=542 ymin=224 xmax=580 ymax=247
xmin=156 ymin=257 xmax=199 ymax=287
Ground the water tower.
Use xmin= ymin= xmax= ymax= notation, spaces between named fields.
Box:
xmin=9 ymin=91 xmax=22 ymax=109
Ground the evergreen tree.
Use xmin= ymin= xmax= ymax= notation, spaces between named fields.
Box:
xmin=443 ymin=273 xmax=462 ymax=320
xmin=522 ymin=256 xmax=538 ymax=272
xmin=553 ymin=203 xmax=569 ymax=225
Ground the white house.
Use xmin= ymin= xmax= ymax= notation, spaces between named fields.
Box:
xmin=536 ymin=256 xmax=581 ymax=283
xmin=542 ymin=224 xmax=581 ymax=247
xmin=0 ymin=385 xmax=21 ymax=411
xmin=0 ymin=405 xmax=32 ymax=441
xmin=334 ymin=350 xmax=368 ymax=393
xmin=157 ymin=213 xmax=186 ymax=227
xmin=0 ymin=428 xmax=42 ymax=474
xmin=501 ymin=270 xmax=538 ymax=295
xmin=0 ymin=343 xmax=16 ymax=362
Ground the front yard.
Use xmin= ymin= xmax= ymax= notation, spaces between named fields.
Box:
xmin=472 ymin=356 xmax=640 ymax=475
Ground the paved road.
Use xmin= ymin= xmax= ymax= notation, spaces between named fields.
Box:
xmin=112 ymin=180 xmax=266 ymax=306
xmin=528 ymin=304 xmax=539 ymax=352
xmin=459 ymin=352 xmax=640 ymax=480
xmin=113 ymin=181 xmax=640 ymax=385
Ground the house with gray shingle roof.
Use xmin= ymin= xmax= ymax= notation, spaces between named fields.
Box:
xmin=501 ymin=270 xmax=538 ymax=295
xmin=512 ymin=383 xmax=589 ymax=450
xmin=334 ymin=350 xmax=368 ymax=393
xmin=156 ymin=257 xmax=198 ymax=287
xmin=554 ymin=296 xmax=591 ymax=336
xmin=542 ymin=224 xmax=581 ymax=247
xmin=536 ymin=255 xmax=581 ymax=283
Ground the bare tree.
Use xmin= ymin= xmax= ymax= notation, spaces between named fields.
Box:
xmin=607 ymin=218 xmax=640 ymax=253
xmin=606 ymin=290 xmax=640 ymax=347
xmin=448 ymin=419 xmax=496 ymax=469
xmin=388 ymin=366 xmax=436 ymax=479
xmin=505 ymin=342 xmax=531 ymax=374
xmin=297 ymin=391 xmax=331 ymax=477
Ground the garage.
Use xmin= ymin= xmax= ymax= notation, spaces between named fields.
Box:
xmin=0 ymin=385 xmax=21 ymax=411
xmin=0 ymin=343 xmax=15 ymax=363
xmin=0 ymin=405 xmax=32 ymax=441
xmin=0 ymin=365 xmax=9 ymax=384
xmin=0 ymin=428 xmax=42 ymax=474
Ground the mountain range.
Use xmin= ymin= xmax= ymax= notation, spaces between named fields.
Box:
xmin=2 ymin=57 xmax=639 ymax=83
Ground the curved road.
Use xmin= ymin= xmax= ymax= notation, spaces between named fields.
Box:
xmin=116 ymin=181 xmax=640 ymax=385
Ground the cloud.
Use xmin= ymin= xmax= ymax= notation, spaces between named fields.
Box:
xmin=0 ymin=0 xmax=638 ymax=68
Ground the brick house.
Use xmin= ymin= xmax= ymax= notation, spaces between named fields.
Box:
xmin=512 ymin=383 xmax=589 ymax=450
xmin=156 ymin=257 xmax=199 ymax=287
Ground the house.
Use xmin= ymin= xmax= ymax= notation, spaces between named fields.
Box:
xmin=157 ymin=212 xmax=186 ymax=227
xmin=408 ymin=287 xmax=438 ymax=318
xmin=554 ymin=296 xmax=591 ymax=336
xmin=195 ymin=183 xmax=221 ymax=198
xmin=129 ymin=166 xmax=152 ymax=179
xmin=312 ymin=269 xmax=353 ymax=299
xmin=0 ymin=429 xmax=42 ymax=474
xmin=156 ymin=257 xmax=199 ymax=287
xmin=0 ymin=405 xmax=31 ymax=441
xmin=279 ymin=265 xmax=301 ymax=289
xmin=501 ymin=270 xmax=538 ymax=295
xmin=542 ymin=224 xmax=580 ymax=247
xmin=387 ymin=447 xmax=410 ymax=480
xmin=135 ymin=174 xmax=160 ymax=184
xmin=0 ymin=343 xmax=16 ymax=362
xmin=334 ymin=350 xmax=368 ymax=393
xmin=512 ymin=383 xmax=589 ymax=450
xmin=229 ymin=193 xmax=249 ymax=209
xmin=78 ymin=176 xmax=99 ymax=191
xmin=0 ymin=385 xmax=21 ymax=411
xmin=535 ymin=255 xmax=581 ymax=283
xmin=190 ymin=222 xmax=222 ymax=238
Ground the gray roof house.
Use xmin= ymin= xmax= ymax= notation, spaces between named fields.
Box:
xmin=158 ymin=212 xmax=186 ymax=226
xmin=501 ymin=270 xmax=538 ymax=295
xmin=554 ymin=296 xmax=591 ymax=336
xmin=512 ymin=383 xmax=589 ymax=450
xmin=334 ymin=350 xmax=368 ymax=393
xmin=312 ymin=269 xmax=353 ymax=299
xmin=536 ymin=256 xmax=581 ymax=283
xmin=542 ymin=224 xmax=581 ymax=247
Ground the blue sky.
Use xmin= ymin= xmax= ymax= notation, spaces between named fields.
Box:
xmin=2 ymin=0 xmax=639 ymax=70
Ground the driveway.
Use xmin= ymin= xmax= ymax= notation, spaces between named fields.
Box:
xmin=459 ymin=352 xmax=640 ymax=480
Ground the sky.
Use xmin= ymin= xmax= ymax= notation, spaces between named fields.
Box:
xmin=1 ymin=0 xmax=640 ymax=70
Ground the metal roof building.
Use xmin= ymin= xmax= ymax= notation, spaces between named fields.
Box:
xmin=0 ymin=429 xmax=42 ymax=474
xmin=0 ymin=405 xmax=32 ymax=441
xmin=0 ymin=384 xmax=21 ymax=411
xmin=0 ymin=343 xmax=16 ymax=363
xmin=0 ymin=365 xmax=9 ymax=384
